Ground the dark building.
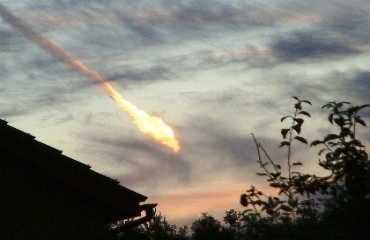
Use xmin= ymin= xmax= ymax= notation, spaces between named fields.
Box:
xmin=0 ymin=119 xmax=156 ymax=240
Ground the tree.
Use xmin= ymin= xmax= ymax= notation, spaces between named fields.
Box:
xmin=240 ymin=97 xmax=370 ymax=240
xmin=222 ymin=209 xmax=247 ymax=240
xmin=314 ymin=102 xmax=370 ymax=240
xmin=191 ymin=213 xmax=224 ymax=240
xmin=117 ymin=213 xmax=189 ymax=240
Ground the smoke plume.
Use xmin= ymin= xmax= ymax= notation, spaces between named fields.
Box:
xmin=0 ymin=4 xmax=180 ymax=152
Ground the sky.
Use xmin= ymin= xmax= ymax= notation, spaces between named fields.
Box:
xmin=1 ymin=0 xmax=369 ymax=226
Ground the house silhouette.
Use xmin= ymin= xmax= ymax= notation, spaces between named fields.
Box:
xmin=0 ymin=119 xmax=156 ymax=240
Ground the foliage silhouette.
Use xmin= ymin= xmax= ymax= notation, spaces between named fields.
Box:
xmin=240 ymin=97 xmax=370 ymax=240
xmin=241 ymin=97 xmax=315 ymax=223
xmin=191 ymin=213 xmax=224 ymax=240
xmin=115 ymin=213 xmax=190 ymax=240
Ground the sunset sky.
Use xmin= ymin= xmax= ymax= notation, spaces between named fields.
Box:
xmin=1 ymin=0 xmax=369 ymax=226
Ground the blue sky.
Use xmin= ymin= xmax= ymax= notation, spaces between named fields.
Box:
xmin=1 ymin=0 xmax=369 ymax=225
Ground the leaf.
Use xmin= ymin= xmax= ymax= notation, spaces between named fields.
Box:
xmin=281 ymin=116 xmax=290 ymax=122
xmin=334 ymin=117 xmax=345 ymax=127
xmin=295 ymin=136 xmax=308 ymax=144
xmin=256 ymin=173 xmax=267 ymax=176
xmin=293 ymin=162 xmax=303 ymax=166
xmin=292 ymin=96 xmax=299 ymax=100
xmin=328 ymin=113 xmax=334 ymax=124
xmin=295 ymin=103 xmax=302 ymax=110
xmin=243 ymin=209 xmax=253 ymax=214
xmin=318 ymin=148 xmax=326 ymax=155
xmin=311 ymin=140 xmax=323 ymax=146
xmin=359 ymin=104 xmax=370 ymax=108
xmin=294 ymin=118 xmax=304 ymax=125
xmin=266 ymin=209 xmax=275 ymax=215
xmin=271 ymin=172 xmax=281 ymax=178
xmin=302 ymin=100 xmax=312 ymax=105
xmin=322 ymin=103 xmax=332 ymax=109
xmin=324 ymin=134 xmax=339 ymax=141
xmin=280 ymin=205 xmax=292 ymax=212
xmin=288 ymin=198 xmax=298 ymax=207
xmin=355 ymin=117 xmax=366 ymax=126
xmin=292 ymin=124 xmax=301 ymax=134
xmin=240 ymin=194 xmax=248 ymax=207
xmin=353 ymin=104 xmax=370 ymax=113
xmin=280 ymin=141 xmax=290 ymax=147
xmin=281 ymin=129 xmax=290 ymax=139
xmin=270 ymin=183 xmax=280 ymax=188
xmin=276 ymin=164 xmax=281 ymax=170
xmin=298 ymin=111 xmax=311 ymax=117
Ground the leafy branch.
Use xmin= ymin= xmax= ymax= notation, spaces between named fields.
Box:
xmin=241 ymin=97 xmax=312 ymax=221
xmin=241 ymin=97 xmax=370 ymax=237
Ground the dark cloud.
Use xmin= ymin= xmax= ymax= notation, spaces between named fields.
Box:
xmin=123 ymin=22 xmax=164 ymax=45
xmin=0 ymin=107 xmax=28 ymax=118
xmin=40 ymin=113 xmax=74 ymax=126
xmin=253 ymin=69 xmax=370 ymax=110
xmin=341 ymin=70 xmax=370 ymax=103
xmin=271 ymin=31 xmax=359 ymax=62
xmin=106 ymin=65 xmax=172 ymax=85
xmin=319 ymin=1 xmax=370 ymax=45
xmin=171 ymin=2 xmax=243 ymax=27
xmin=0 ymin=29 xmax=26 ymax=52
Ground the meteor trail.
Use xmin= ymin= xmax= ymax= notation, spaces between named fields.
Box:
xmin=0 ymin=4 xmax=180 ymax=152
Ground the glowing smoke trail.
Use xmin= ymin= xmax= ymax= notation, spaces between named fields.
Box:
xmin=0 ymin=4 xmax=180 ymax=152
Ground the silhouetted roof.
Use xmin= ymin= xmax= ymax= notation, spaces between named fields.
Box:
xmin=0 ymin=119 xmax=154 ymax=221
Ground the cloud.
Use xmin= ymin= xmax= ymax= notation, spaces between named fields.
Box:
xmin=2 ymin=0 xmax=369 ymax=228
xmin=271 ymin=31 xmax=359 ymax=62
xmin=9 ymin=0 xmax=322 ymax=43
xmin=0 ymin=29 xmax=26 ymax=52
xmin=122 ymin=21 xmax=164 ymax=45
xmin=74 ymin=105 xmax=287 ymax=199
xmin=318 ymin=0 xmax=370 ymax=45
xmin=106 ymin=65 xmax=173 ymax=86
xmin=77 ymin=131 xmax=191 ymax=192
xmin=188 ymin=47 xmax=275 ymax=70
xmin=0 ymin=106 xmax=28 ymax=118
xmin=335 ymin=70 xmax=370 ymax=103
xmin=180 ymin=111 xmax=288 ymax=173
